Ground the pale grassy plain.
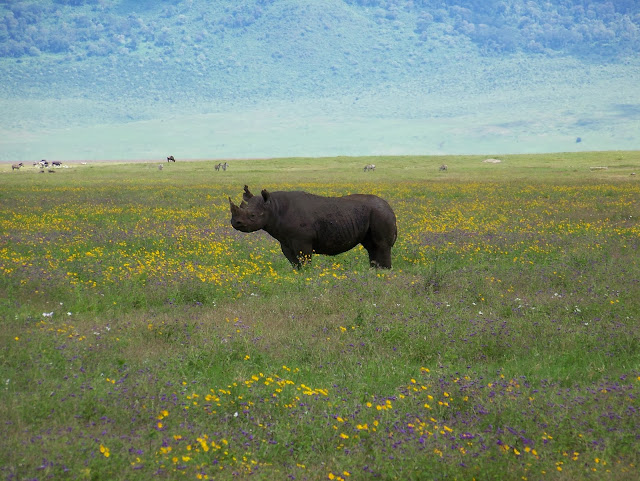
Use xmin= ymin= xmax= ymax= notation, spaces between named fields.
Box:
xmin=1 ymin=152 xmax=639 ymax=480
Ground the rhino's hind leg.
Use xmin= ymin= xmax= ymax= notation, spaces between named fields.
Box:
xmin=368 ymin=246 xmax=392 ymax=269
xmin=362 ymin=220 xmax=395 ymax=268
xmin=361 ymin=238 xmax=392 ymax=269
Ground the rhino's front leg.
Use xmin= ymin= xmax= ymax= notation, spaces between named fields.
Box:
xmin=280 ymin=242 xmax=313 ymax=269
xmin=280 ymin=243 xmax=301 ymax=268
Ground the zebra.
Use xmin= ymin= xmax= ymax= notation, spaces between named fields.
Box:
xmin=215 ymin=162 xmax=229 ymax=171
xmin=363 ymin=164 xmax=376 ymax=172
xmin=439 ymin=164 xmax=448 ymax=171
xmin=12 ymin=162 xmax=23 ymax=170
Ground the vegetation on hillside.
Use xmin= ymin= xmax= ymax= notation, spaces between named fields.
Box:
xmin=1 ymin=0 xmax=638 ymax=59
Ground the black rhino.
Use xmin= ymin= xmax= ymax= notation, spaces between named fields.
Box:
xmin=229 ymin=185 xmax=397 ymax=269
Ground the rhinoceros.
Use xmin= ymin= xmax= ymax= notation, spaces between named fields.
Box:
xmin=229 ymin=185 xmax=397 ymax=269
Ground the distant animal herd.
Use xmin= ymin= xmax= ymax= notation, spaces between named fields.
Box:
xmin=11 ymin=158 xmax=636 ymax=179
xmin=8 ymin=157 xmax=446 ymax=179
xmin=9 ymin=160 xmax=66 ymax=172
xmin=9 ymin=156 xmax=236 ymax=173
xmin=9 ymin=155 xmax=453 ymax=175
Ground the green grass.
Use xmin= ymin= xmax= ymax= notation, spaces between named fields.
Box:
xmin=1 ymin=153 xmax=639 ymax=480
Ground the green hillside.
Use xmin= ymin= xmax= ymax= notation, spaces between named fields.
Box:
xmin=1 ymin=0 xmax=639 ymax=160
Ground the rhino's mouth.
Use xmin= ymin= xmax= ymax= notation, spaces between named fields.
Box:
xmin=231 ymin=219 xmax=257 ymax=232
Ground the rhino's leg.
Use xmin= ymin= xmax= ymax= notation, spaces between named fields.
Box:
xmin=363 ymin=209 xmax=396 ymax=268
xmin=280 ymin=244 xmax=301 ymax=268
xmin=280 ymin=242 xmax=313 ymax=269
xmin=365 ymin=245 xmax=392 ymax=269
xmin=362 ymin=236 xmax=392 ymax=269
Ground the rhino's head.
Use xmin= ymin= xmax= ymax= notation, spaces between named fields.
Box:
xmin=229 ymin=185 xmax=271 ymax=232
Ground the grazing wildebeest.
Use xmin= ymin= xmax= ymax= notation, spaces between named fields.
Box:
xmin=439 ymin=164 xmax=448 ymax=171
xmin=363 ymin=164 xmax=376 ymax=172
xmin=52 ymin=161 xmax=62 ymax=167
xmin=12 ymin=162 xmax=23 ymax=170
xmin=167 ymin=155 xmax=175 ymax=162
xmin=229 ymin=185 xmax=397 ymax=269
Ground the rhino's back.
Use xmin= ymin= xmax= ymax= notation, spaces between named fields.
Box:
xmin=270 ymin=192 xmax=396 ymax=255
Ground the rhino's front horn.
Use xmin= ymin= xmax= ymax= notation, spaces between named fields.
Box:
xmin=229 ymin=197 xmax=240 ymax=214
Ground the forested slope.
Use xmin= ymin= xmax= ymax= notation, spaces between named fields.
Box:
xmin=1 ymin=0 xmax=639 ymax=160
xmin=2 ymin=0 xmax=638 ymax=59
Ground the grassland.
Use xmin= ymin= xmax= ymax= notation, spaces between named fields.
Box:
xmin=1 ymin=152 xmax=639 ymax=480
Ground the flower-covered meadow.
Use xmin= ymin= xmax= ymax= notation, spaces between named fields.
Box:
xmin=1 ymin=156 xmax=639 ymax=480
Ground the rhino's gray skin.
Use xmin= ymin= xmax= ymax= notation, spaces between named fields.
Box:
xmin=229 ymin=185 xmax=397 ymax=269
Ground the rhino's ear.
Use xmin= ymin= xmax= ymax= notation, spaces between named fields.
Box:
xmin=243 ymin=185 xmax=254 ymax=202
xmin=240 ymin=200 xmax=248 ymax=208
xmin=261 ymin=189 xmax=271 ymax=203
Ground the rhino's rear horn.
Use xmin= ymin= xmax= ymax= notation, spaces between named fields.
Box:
xmin=243 ymin=185 xmax=254 ymax=201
